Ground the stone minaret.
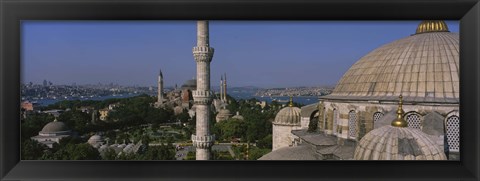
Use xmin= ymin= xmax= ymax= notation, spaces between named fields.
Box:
xmin=220 ymin=75 xmax=224 ymax=101
xmin=192 ymin=21 xmax=215 ymax=160
xmin=223 ymin=73 xmax=227 ymax=101
xmin=157 ymin=69 xmax=164 ymax=104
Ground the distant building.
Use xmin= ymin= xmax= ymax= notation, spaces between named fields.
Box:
xmin=108 ymin=103 xmax=120 ymax=110
xmin=78 ymin=106 xmax=94 ymax=114
xmin=181 ymin=79 xmax=196 ymax=109
xmin=99 ymin=108 xmax=110 ymax=121
xmin=21 ymin=101 xmax=34 ymax=111
xmin=42 ymin=109 xmax=64 ymax=117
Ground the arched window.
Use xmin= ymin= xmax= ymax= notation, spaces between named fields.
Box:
xmin=373 ymin=112 xmax=384 ymax=122
xmin=333 ymin=109 xmax=338 ymax=135
xmin=445 ymin=116 xmax=460 ymax=152
xmin=348 ymin=110 xmax=357 ymax=138
xmin=406 ymin=112 xmax=422 ymax=129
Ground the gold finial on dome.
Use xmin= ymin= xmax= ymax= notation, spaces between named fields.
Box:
xmin=391 ymin=95 xmax=408 ymax=127
xmin=288 ymin=96 xmax=293 ymax=107
xmin=415 ymin=20 xmax=449 ymax=34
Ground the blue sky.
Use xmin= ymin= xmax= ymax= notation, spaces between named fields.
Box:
xmin=21 ymin=21 xmax=459 ymax=88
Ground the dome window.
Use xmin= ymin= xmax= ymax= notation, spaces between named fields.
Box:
xmin=446 ymin=116 xmax=460 ymax=152
xmin=348 ymin=110 xmax=357 ymax=139
xmin=406 ymin=112 xmax=422 ymax=129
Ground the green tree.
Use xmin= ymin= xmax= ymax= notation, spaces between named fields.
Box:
xmin=53 ymin=143 xmax=101 ymax=160
xmin=256 ymin=134 xmax=272 ymax=149
xmin=58 ymin=110 xmax=90 ymax=133
xmin=21 ymin=139 xmax=47 ymax=160
xmin=102 ymin=148 xmax=118 ymax=160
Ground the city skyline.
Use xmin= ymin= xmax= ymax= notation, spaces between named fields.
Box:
xmin=22 ymin=21 xmax=459 ymax=88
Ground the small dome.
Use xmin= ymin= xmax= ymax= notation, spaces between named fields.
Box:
xmin=354 ymin=95 xmax=447 ymax=160
xmin=40 ymin=119 xmax=70 ymax=134
xmin=216 ymin=108 xmax=232 ymax=122
xmin=88 ymin=134 xmax=104 ymax=145
xmin=274 ymin=106 xmax=301 ymax=126
xmin=181 ymin=79 xmax=197 ymax=89
xmin=354 ymin=125 xmax=447 ymax=160
xmin=232 ymin=111 xmax=244 ymax=120
xmin=218 ymin=109 xmax=231 ymax=116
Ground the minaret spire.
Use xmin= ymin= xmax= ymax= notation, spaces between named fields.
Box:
xmin=192 ymin=21 xmax=215 ymax=160
xmin=220 ymin=75 xmax=224 ymax=101
xmin=223 ymin=72 xmax=227 ymax=101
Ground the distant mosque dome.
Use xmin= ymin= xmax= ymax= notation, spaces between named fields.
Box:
xmin=39 ymin=118 xmax=71 ymax=136
xmin=325 ymin=20 xmax=459 ymax=104
xmin=32 ymin=118 xmax=72 ymax=148
xmin=354 ymin=96 xmax=447 ymax=160
xmin=88 ymin=134 xmax=104 ymax=146
xmin=219 ymin=109 xmax=231 ymax=115
xmin=232 ymin=111 xmax=244 ymax=120
xmin=216 ymin=108 xmax=232 ymax=122
xmin=181 ymin=79 xmax=197 ymax=90
xmin=273 ymin=105 xmax=301 ymax=126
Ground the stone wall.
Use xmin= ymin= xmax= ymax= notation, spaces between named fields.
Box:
xmin=272 ymin=124 xmax=301 ymax=151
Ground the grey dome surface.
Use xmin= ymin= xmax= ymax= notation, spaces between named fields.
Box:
xmin=40 ymin=120 xmax=70 ymax=133
xmin=273 ymin=106 xmax=301 ymax=126
xmin=325 ymin=31 xmax=459 ymax=104
xmin=354 ymin=125 xmax=447 ymax=160
xmin=88 ymin=134 xmax=104 ymax=144
xmin=232 ymin=112 xmax=244 ymax=120
xmin=181 ymin=79 xmax=197 ymax=89
xmin=218 ymin=109 xmax=231 ymax=115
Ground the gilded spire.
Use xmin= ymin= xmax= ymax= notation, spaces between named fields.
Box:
xmin=391 ymin=95 xmax=408 ymax=127
xmin=415 ymin=20 xmax=449 ymax=34
xmin=288 ymin=96 xmax=293 ymax=107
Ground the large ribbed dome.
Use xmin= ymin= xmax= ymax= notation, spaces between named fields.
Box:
xmin=274 ymin=106 xmax=301 ymax=126
xmin=354 ymin=125 xmax=447 ymax=160
xmin=40 ymin=119 xmax=70 ymax=134
xmin=326 ymin=21 xmax=459 ymax=103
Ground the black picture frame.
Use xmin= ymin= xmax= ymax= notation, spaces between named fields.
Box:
xmin=1 ymin=0 xmax=479 ymax=180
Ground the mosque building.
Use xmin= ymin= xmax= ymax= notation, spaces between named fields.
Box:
xmin=31 ymin=118 xmax=72 ymax=148
xmin=260 ymin=20 xmax=460 ymax=160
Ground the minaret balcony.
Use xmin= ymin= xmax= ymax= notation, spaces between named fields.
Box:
xmin=193 ymin=46 xmax=214 ymax=62
xmin=193 ymin=90 xmax=213 ymax=104
xmin=191 ymin=134 xmax=215 ymax=149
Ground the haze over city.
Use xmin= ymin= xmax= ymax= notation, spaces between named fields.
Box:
xmin=22 ymin=21 xmax=459 ymax=88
